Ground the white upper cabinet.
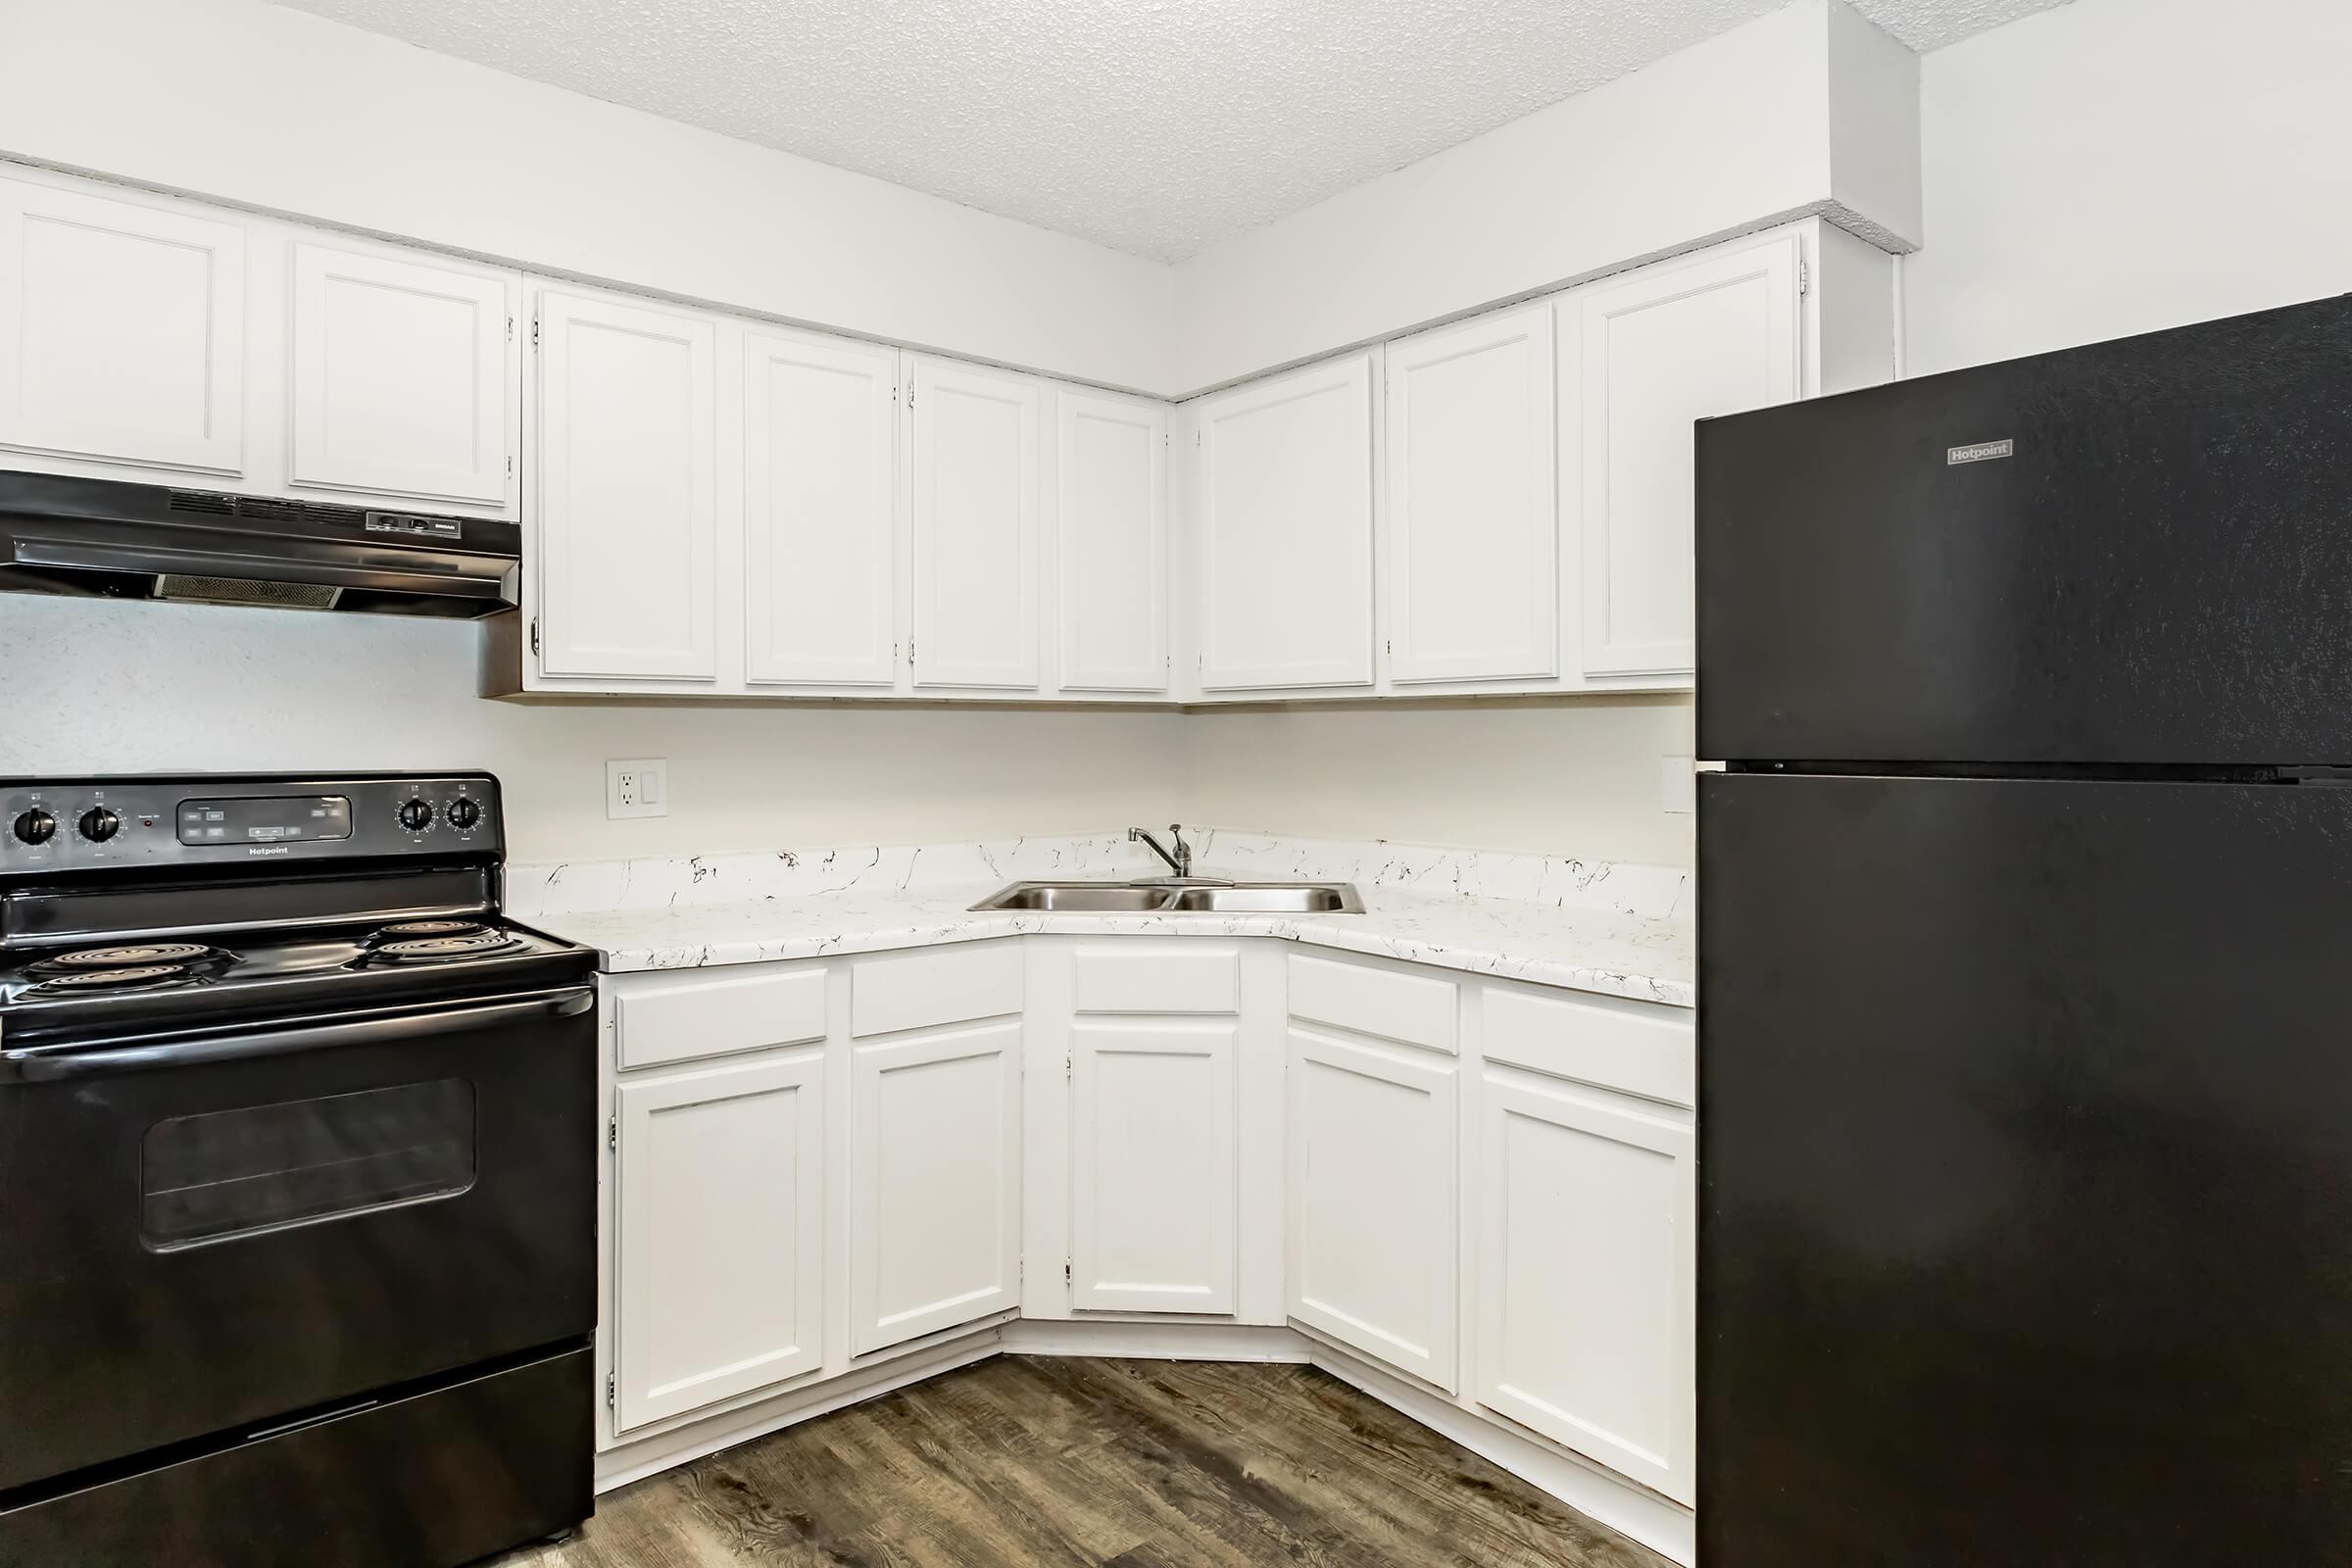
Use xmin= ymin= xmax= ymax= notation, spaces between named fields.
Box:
xmin=1475 ymin=1069 xmax=1695 ymax=1505
xmin=0 ymin=177 xmax=245 ymax=475
xmin=287 ymin=241 xmax=517 ymax=507
xmin=612 ymin=1052 xmax=826 ymax=1433
xmin=533 ymin=286 xmax=718 ymax=682
xmin=1384 ymin=304 xmax=1557 ymax=684
xmin=742 ymin=329 xmax=901 ymax=688
xmin=910 ymin=358 xmax=1041 ymax=691
xmin=1054 ymin=388 xmax=1168 ymax=694
xmin=1570 ymin=231 xmax=1800 ymax=678
xmin=1193 ymin=353 xmax=1376 ymax=692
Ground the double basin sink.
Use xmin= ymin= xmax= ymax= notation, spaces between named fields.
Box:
xmin=970 ymin=879 xmax=1364 ymax=914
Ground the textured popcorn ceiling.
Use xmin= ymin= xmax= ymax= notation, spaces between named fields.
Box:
xmin=270 ymin=0 xmax=2071 ymax=262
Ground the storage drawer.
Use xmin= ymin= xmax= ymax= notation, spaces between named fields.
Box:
xmin=852 ymin=942 xmax=1024 ymax=1037
xmin=1287 ymin=953 xmax=1457 ymax=1054
xmin=1483 ymin=984 xmax=1694 ymax=1107
xmin=613 ymin=965 xmax=828 ymax=1070
xmin=0 ymin=1345 xmax=590 ymax=1568
xmin=1072 ymin=944 xmax=1241 ymax=1014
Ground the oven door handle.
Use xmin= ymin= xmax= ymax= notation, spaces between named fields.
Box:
xmin=0 ymin=988 xmax=595 ymax=1083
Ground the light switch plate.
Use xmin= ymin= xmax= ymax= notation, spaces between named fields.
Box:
xmin=1661 ymin=756 xmax=1696 ymax=814
xmin=606 ymin=759 xmax=668 ymax=819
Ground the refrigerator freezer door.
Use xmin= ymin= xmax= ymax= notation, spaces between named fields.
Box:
xmin=1695 ymin=294 xmax=2352 ymax=766
xmin=1699 ymin=771 xmax=2352 ymax=1563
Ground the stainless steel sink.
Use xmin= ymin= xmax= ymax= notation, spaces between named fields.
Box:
xmin=970 ymin=879 xmax=1364 ymax=914
xmin=977 ymin=884 xmax=1177 ymax=911
xmin=1166 ymin=885 xmax=1358 ymax=912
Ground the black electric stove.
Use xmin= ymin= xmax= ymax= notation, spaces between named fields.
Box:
xmin=0 ymin=773 xmax=598 ymax=1568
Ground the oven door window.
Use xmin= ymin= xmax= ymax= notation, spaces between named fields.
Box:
xmin=140 ymin=1079 xmax=477 ymax=1250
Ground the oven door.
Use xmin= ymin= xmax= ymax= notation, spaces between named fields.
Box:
xmin=0 ymin=986 xmax=596 ymax=1494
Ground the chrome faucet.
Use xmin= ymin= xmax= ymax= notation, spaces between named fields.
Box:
xmin=1130 ymin=824 xmax=1193 ymax=879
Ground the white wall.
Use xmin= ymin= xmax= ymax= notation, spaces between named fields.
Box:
xmin=1903 ymin=0 xmax=2352 ymax=374
xmin=1165 ymin=0 xmax=1920 ymax=394
xmin=0 ymin=597 xmax=1188 ymax=864
xmin=1183 ymin=699 xmax=1696 ymax=867
xmin=0 ymin=0 xmax=1175 ymax=393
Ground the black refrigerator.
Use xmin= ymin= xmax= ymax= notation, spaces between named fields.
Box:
xmin=1694 ymin=294 xmax=2352 ymax=1563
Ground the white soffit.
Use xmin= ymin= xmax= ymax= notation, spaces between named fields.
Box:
xmin=270 ymin=0 xmax=2071 ymax=263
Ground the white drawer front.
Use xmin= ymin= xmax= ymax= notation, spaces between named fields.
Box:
xmin=1288 ymin=953 xmax=1457 ymax=1054
xmin=1483 ymin=985 xmax=1693 ymax=1107
xmin=613 ymin=965 xmax=828 ymax=1070
xmin=852 ymin=942 xmax=1025 ymax=1037
xmin=1072 ymin=944 xmax=1241 ymax=1015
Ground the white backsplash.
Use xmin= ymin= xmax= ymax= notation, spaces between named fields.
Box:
xmin=508 ymin=826 xmax=1689 ymax=925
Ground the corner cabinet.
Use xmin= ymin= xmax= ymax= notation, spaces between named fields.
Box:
xmin=532 ymin=285 xmax=719 ymax=683
xmin=1384 ymin=303 xmax=1558 ymax=684
xmin=909 ymin=358 xmax=1043 ymax=692
xmin=1190 ymin=353 xmax=1377 ymax=693
xmin=1052 ymin=389 xmax=1169 ymax=695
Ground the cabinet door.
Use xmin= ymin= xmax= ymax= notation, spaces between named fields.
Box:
xmin=1475 ymin=1070 xmax=1695 ymax=1504
xmin=613 ymin=1053 xmax=825 ymax=1432
xmin=1070 ymin=1020 xmax=1236 ymax=1313
xmin=288 ymin=241 xmax=515 ymax=506
xmin=1286 ymin=1025 xmax=1459 ymax=1390
xmin=1386 ymin=304 xmax=1557 ymax=683
xmin=910 ymin=359 xmax=1040 ymax=690
xmin=743 ymin=329 xmax=900 ymax=687
xmin=535 ymin=288 xmax=717 ymax=681
xmin=1572 ymin=233 xmax=1799 ymax=677
xmin=1194 ymin=355 xmax=1375 ymax=691
xmin=1054 ymin=389 xmax=1168 ymax=693
xmin=849 ymin=1019 xmax=1023 ymax=1354
xmin=0 ymin=177 xmax=244 ymax=474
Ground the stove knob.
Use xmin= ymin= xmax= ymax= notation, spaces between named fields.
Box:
xmin=398 ymin=798 xmax=434 ymax=832
xmin=12 ymin=808 xmax=56 ymax=846
xmin=445 ymin=798 xmax=482 ymax=831
xmin=78 ymin=807 xmax=121 ymax=843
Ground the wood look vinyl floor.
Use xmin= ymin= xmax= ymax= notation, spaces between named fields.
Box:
xmin=497 ymin=1356 xmax=1672 ymax=1568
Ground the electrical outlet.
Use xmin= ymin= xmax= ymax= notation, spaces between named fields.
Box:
xmin=606 ymin=759 xmax=668 ymax=820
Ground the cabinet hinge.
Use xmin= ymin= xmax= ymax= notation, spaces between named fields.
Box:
xmin=506 ymin=315 xmax=514 ymax=342
xmin=1064 ymin=1050 xmax=1073 ymax=1079
xmin=907 ymin=383 xmax=915 ymax=410
xmin=607 ymin=1115 xmax=616 ymax=1151
xmin=531 ymin=318 xmax=541 ymax=348
xmin=506 ymin=455 xmax=514 ymax=478
xmin=1798 ymin=259 xmax=1810 ymax=297
xmin=906 ymin=639 xmax=915 ymax=666
xmin=605 ymin=1374 xmax=616 ymax=1409
xmin=1064 ymin=1260 xmax=1073 ymax=1286
xmin=529 ymin=617 xmax=541 ymax=658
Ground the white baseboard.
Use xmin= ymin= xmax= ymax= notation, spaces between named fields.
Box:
xmin=594 ymin=1328 xmax=1006 ymax=1493
xmin=1306 ymin=1340 xmax=1696 ymax=1568
xmin=1002 ymin=1317 xmax=1310 ymax=1362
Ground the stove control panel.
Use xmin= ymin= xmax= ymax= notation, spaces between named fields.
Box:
xmin=0 ymin=774 xmax=502 ymax=876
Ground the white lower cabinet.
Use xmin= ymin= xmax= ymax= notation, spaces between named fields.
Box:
xmin=1285 ymin=1024 xmax=1460 ymax=1393
xmin=1069 ymin=1019 xmax=1238 ymax=1313
xmin=602 ymin=940 xmax=1696 ymax=1540
xmin=612 ymin=1051 xmax=825 ymax=1433
xmin=848 ymin=1018 xmax=1024 ymax=1355
xmin=1474 ymin=1068 xmax=1696 ymax=1505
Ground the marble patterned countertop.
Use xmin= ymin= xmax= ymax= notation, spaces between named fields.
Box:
xmin=511 ymin=828 xmax=1694 ymax=1008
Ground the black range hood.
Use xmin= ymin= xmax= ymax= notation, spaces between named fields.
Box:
xmin=0 ymin=469 xmax=520 ymax=619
